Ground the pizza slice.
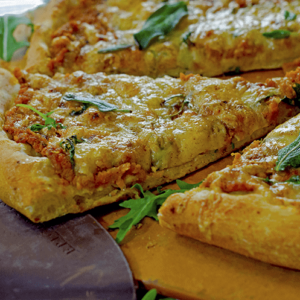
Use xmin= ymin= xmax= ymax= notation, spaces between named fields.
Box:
xmin=25 ymin=0 xmax=300 ymax=77
xmin=1 ymin=66 xmax=300 ymax=223
xmin=158 ymin=72 xmax=300 ymax=270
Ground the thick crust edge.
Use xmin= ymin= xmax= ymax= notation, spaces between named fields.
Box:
xmin=158 ymin=186 xmax=300 ymax=270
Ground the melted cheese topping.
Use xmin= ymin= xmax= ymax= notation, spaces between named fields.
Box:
xmin=28 ymin=0 xmax=300 ymax=77
xmin=200 ymin=112 xmax=300 ymax=204
xmin=4 ymin=70 xmax=285 ymax=189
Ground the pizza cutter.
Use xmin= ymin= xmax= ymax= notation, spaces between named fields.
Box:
xmin=0 ymin=200 xmax=136 ymax=300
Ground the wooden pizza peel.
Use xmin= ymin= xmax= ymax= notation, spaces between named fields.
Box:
xmin=92 ymin=69 xmax=300 ymax=300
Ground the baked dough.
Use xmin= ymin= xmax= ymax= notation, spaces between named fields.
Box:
xmin=26 ymin=0 xmax=300 ymax=77
xmin=1 ymin=67 xmax=300 ymax=223
xmin=158 ymin=75 xmax=300 ymax=269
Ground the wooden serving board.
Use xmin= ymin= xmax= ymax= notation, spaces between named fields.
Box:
xmin=93 ymin=69 xmax=300 ymax=300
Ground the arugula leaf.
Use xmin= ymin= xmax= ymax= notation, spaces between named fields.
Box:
xmin=285 ymin=175 xmax=300 ymax=184
xmin=133 ymin=2 xmax=188 ymax=49
xmin=234 ymin=67 xmax=241 ymax=74
xmin=16 ymin=104 xmax=65 ymax=131
xmin=109 ymin=179 xmax=202 ymax=244
xmin=141 ymin=289 xmax=176 ymax=300
xmin=98 ymin=44 xmax=133 ymax=53
xmin=163 ymin=94 xmax=189 ymax=118
xmin=164 ymin=94 xmax=185 ymax=105
xmin=176 ymin=180 xmax=201 ymax=190
xmin=142 ymin=289 xmax=157 ymax=300
xmin=241 ymin=86 xmax=280 ymax=104
xmin=262 ymin=30 xmax=291 ymax=39
xmin=275 ymin=133 xmax=300 ymax=171
xmin=258 ymin=175 xmax=300 ymax=184
xmin=60 ymin=135 xmax=87 ymax=168
xmin=293 ymin=83 xmax=300 ymax=98
xmin=63 ymin=93 xmax=131 ymax=113
xmin=261 ymin=177 xmax=272 ymax=183
xmin=0 ymin=15 xmax=33 ymax=62
xmin=284 ymin=11 xmax=297 ymax=21
xmin=282 ymin=83 xmax=300 ymax=106
xmin=70 ymin=103 xmax=89 ymax=116
xmin=182 ymin=31 xmax=194 ymax=46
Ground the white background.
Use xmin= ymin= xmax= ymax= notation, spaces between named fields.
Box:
xmin=0 ymin=0 xmax=45 ymax=15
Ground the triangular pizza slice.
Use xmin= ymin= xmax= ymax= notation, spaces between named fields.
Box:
xmin=1 ymin=67 xmax=300 ymax=222
xmin=159 ymin=73 xmax=300 ymax=269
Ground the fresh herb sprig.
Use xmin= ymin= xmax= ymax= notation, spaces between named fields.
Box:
xmin=163 ymin=94 xmax=189 ymax=118
xmin=109 ymin=179 xmax=202 ymax=244
xmin=98 ymin=44 xmax=133 ymax=54
xmin=258 ymin=175 xmax=300 ymax=185
xmin=284 ymin=11 xmax=297 ymax=21
xmin=60 ymin=135 xmax=87 ymax=168
xmin=275 ymin=133 xmax=300 ymax=171
xmin=285 ymin=175 xmax=300 ymax=184
xmin=182 ymin=31 xmax=194 ymax=46
xmin=97 ymin=2 xmax=188 ymax=53
xmin=262 ymin=30 xmax=291 ymax=39
xmin=70 ymin=103 xmax=89 ymax=116
xmin=16 ymin=104 xmax=65 ymax=131
xmin=134 ymin=2 xmax=188 ymax=49
xmin=63 ymin=93 xmax=131 ymax=113
xmin=0 ymin=15 xmax=33 ymax=62
xmin=282 ymin=83 xmax=300 ymax=106
xmin=141 ymin=289 xmax=176 ymax=300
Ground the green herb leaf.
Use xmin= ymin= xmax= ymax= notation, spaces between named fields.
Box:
xmin=164 ymin=94 xmax=184 ymax=105
xmin=98 ymin=44 xmax=133 ymax=53
xmin=262 ymin=30 xmax=291 ymax=39
xmin=275 ymin=133 xmax=300 ymax=171
xmin=176 ymin=179 xmax=201 ymax=190
xmin=163 ymin=94 xmax=189 ymax=118
xmin=261 ymin=177 xmax=271 ymax=183
xmin=16 ymin=104 xmax=65 ymax=131
xmin=182 ymin=31 xmax=194 ymax=46
xmin=282 ymin=83 xmax=300 ymax=106
xmin=285 ymin=175 xmax=300 ymax=184
xmin=60 ymin=135 xmax=86 ymax=168
xmin=141 ymin=289 xmax=157 ymax=300
xmin=0 ymin=15 xmax=33 ymax=62
xmin=63 ymin=93 xmax=131 ymax=113
xmin=241 ymin=86 xmax=280 ymax=104
xmin=258 ymin=176 xmax=300 ymax=184
xmin=109 ymin=179 xmax=202 ymax=244
xmin=133 ymin=2 xmax=188 ymax=49
xmin=70 ymin=103 xmax=89 ymax=116
xmin=284 ymin=11 xmax=297 ymax=21
xmin=256 ymin=177 xmax=278 ymax=184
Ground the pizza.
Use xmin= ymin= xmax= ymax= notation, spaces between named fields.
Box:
xmin=158 ymin=68 xmax=300 ymax=270
xmin=25 ymin=0 xmax=300 ymax=78
xmin=1 ymin=64 xmax=300 ymax=223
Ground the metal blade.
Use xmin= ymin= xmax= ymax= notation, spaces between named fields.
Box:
xmin=0 ymin=200 xmax=136 ymax=300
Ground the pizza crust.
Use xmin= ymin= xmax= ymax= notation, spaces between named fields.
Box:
xmin=158 ymin=113 xmax=300 ymax=270
xmin=159 ymin=187 xmax=300 ymax=270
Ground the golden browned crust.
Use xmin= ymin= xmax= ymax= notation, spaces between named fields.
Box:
xmin=158 ymin=112 xmax=300 ymax=270
xmin=159 ymin=187 xmax=300 ymax=270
